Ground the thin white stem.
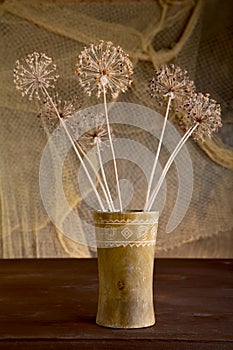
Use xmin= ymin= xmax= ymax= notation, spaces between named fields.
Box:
xmin=42 ymin=87 xmax=106 ymax=211
xmin=52 ymin=101 xmax=112 ymax=211
xmin=103 ymin=87 xmax=123 ymax=211
xmin=145 ymin=123 xmax=199 ymax=212
xmin=144 ymin=95 xmax=172 ymax=210
xmin=75 ymin=140 xmax=112 ymax=211
xmin=96 ymin=140 xmax=115 ymax=211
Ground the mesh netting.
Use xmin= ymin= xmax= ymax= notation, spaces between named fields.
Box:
xmin=0 ymin=0 xmax=232 ymax=257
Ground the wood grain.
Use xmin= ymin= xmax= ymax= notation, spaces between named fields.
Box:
xmin=97 ymin=245 xmax=155 ymax=328
xmin=0 ymin=259 xmax=232 ymax=349
xmin=94 ymin=210 xmax=158 ymax=328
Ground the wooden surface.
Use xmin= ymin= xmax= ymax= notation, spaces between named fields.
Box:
xmin=0 ymin=259 xmax=232 ymax=349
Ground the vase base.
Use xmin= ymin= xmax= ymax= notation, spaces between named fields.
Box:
xmin=96 ymin=318 xmax=156 ymax=329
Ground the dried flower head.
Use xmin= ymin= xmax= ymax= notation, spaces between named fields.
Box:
xmin=76 ymin=41 xmax=133 ymax=98
xmin=13 ymin=52 xmax=59 ymax=100
xmin=39 ymin=93 xmax=79 ymax=123
xmin=149 ymin=64 xmax=195 ymax=103
xmin=178 ymin=93 xmax=222 ymax=141
xmin=75 ymin=113 xmax=111 ymax=148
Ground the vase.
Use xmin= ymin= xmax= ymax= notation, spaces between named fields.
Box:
xmin=94 ymin=210 xmax=159 ymax=329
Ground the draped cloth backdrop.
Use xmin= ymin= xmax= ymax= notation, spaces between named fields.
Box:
xmin=0 ymin=0 xmax=232 ymax=258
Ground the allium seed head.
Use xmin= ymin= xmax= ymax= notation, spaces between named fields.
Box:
xmin=75 ymin=113 xmax=111 ymax=148
xmin=149 ymin=64 xmax=195 ymax=104
xmin=13 ymin=52 xmax=59 ymax=100
xmin=76 ymin=41 xmax=133 ymax=98
xmin=39 ymin=93 xmax=79 ymax=129
xmin=178 ymin=93 xmax=222 ymax=141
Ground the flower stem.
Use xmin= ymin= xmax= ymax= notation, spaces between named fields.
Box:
xmin=96 ymin=140 xmax=115 ymax=211
xmin=75 ymin=140 xmax=113 ymax=211
xmin=144 ymin=95 xmax=172 ymax=211
xmin=42 ymin=87 xmax=106 ymax=211
xmin=145 ymin=123 xmax=199 ymax=212
xmin=103 ymin=88 xmax=122 ymax=211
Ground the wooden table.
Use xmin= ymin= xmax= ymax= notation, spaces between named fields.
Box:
xmin=0 ymin=259 xmax=232 ymax=349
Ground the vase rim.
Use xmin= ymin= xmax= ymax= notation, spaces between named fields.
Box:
xmin=94 ymin=210 xmax=159 ymax=220
xmin=94 ymin=210 xmax=159 ymax=214
xmin=94 ymin=210 xmax=159 ymax=248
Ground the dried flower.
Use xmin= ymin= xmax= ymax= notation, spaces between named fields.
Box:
xmin=178 ymin=93 xmax=222 ymax=141
xmin=75 ymin=113 xmax=111 ymax=148
xmin=39 ymin=93 xmax=79 ymax=123
xmin=13 ymin=52 xmax=59 ymax=100
xmin=149 ymin=64 xmax=195 ymax=103
xmin=76 ymin=41 xmax=133 ymax=98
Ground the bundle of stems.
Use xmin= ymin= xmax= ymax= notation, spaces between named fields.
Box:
xmin=143 ymin=65 xmax=221 ymax=211
xmin=14 ymin=46 xmax=222 ymax=214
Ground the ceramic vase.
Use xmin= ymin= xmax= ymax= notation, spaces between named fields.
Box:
xmin=94 ymin=210 xmax=159 ymax=329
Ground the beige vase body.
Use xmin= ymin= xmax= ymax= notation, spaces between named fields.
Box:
xmin=94 ymin=211 xmax=159 ymax=329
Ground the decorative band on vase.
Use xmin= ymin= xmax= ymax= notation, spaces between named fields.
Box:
xmin=94 ymin=211 xmax=159 ymax=248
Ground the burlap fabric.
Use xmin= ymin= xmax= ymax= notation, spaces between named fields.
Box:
xmin=0 ymin=0 xmax=232 ymax=257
